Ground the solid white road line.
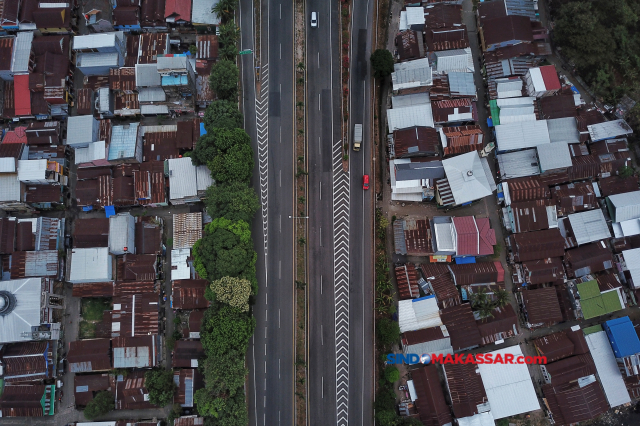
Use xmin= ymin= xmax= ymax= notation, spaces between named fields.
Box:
xmin=321 ymin=275 xmax=323 ymax=294
xmin=279 ymin=261 xmax=281 ymax=278
xmin=279 ymin=169 xmax=281 ymax=187
xmin=318 ymin=52 xmax=320 ymax=68
xmin=279 ymin=3 xmax=281 ymax=19
xmin=320 ymin=181 xmax=322 ymax=200
xmin=320 ymin=228 xmax=322 ymax=246
xmin=279 ymin=358 xmax=281 ymax=378
xmin=318 ymin=93 xmax=321 ymax=110
xmin=279 ymin=309 xmax=281 ymax=328
xmin=321 ymin=324 xmax=324 ymax=345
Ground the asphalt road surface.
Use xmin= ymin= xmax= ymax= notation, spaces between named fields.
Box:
xmin=240 ymin=0 xmax=296 ymax=423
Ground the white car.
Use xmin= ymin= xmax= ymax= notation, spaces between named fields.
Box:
xmin=311 ymin=12 xmax=317 ymax=27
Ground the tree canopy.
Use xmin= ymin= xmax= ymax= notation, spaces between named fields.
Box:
xmin=83 ymin=391 xmax=114 ymax=420
xmin=205 ymin=181 xmax=260 ymax=223
xmin=384 ymin=365 xmax=400 ymax=383
xmin=193 ymin=218 xmax=257 ymax=292
xmin=370 ymin=49 xmax=395 ymax=79
xmin=210 ymin=276 xmax=252 ymax=312
xmin=553 ymin=0 xmax=640 ymax=101
xmin=145 ymin=369 xmax=177 ymax=407
xmin=376 ymin=318 xmax=400 ymax=348
xmin=204 ymin=100 xmax=244 ymax=131
xmin=209 ymin=60 xmax=240 ymax=101
xmin=192 ymin=128 xmax=254 ymax=184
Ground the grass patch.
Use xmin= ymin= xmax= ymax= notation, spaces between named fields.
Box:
xmin=79 ymin=320 xmax=96 ymax=339
xmin=81 ymin=298 xmax=111 ymax=321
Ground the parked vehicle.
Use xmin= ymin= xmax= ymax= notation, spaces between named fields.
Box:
xmin=353 ymin=123 xmax=363 ymax=151
xmin=363 ymin=175 xmax=370 ymax=190
xmin=311 ymin=12 xmax=317 ymax=27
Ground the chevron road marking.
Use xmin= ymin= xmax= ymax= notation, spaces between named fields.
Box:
xmin=256 ymin=63 xmax=269 ymax=255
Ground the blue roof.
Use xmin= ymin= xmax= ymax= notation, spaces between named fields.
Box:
xmin=200 ymin=123 xmax=207 ymax=136
xmin=455 ymin=256 xmax=476 ymax=264
xmin=162 ymin=75 xmax=189 ymax=86
xmin=108 ymin=123 xmax=139 ymax=160
xmin=412 ymin=294 xmax=436 ymax=303
xmin=604 ymin=316 xmax=640 ymax=358
xmin=105 ymin=205 xmax=116 ymax=217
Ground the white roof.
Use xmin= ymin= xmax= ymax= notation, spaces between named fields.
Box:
xmin=387 ymin=104 xmax=434 ymax=131
xmin=585 ymin=331 xmax=632 ymax=407
xmin=536 ymin=141 xmax=572 ymax=172
xmin=391 ymin=92 xmax=431 ymax=108
xmin=443 ymin=151 xmax=496 ymax=205
xmin=588 ymin=119 xmax=633 ymax=142
xmin=135 ymin=64 xmax=161 ymax=87
xmin=477 ymin=345 xmax=540 ymax=419
xmin=108 ymin=213 xmax=135 ymax=255
xmin=498 ymin=106 xmax=536 ymax=124
xmin=618 ymin=218 xmax=640 ymax=237
xmin=77 ymin=52 xmax=121 ymax=68
xmin=73 ymin=32 xmax=123 ymax=50
xmin=196 ymin=165 xmax=214 ymax=191
xmin=405 ymin=7 xmax=425 ymax=26
xmin=434 ymin=222 xmax=455 ymax=252
xmin=456 ymin=412 xmax=496 ymax=426
xmin=74 ymin=141 xmax=106 ymax=164
xmin=404 ymin=336 xmax=453 ymax=357
xmin=17 ymin=159 xmax=46 ymax=182
xmin=608 ymin=190 xmax=640 ymax=222
xmin=109 ymin=123 xmax=140 ymax=161
xmin=398 ymin=295 xmax=442 ymax=333
xmin=66 ymin=115 xmax=99 ymax=145
xmin=546 ymin=117 xmax=580 ymax=143
xmin=0 ymin=157 xmax=15 ymax=173
xmin=0 ymin=278 xmax=45 ymax=344
xmin=448 ymin=72 xmax=476 ymax=97
xmin=496 ymin=97 xmax=535 ymax=107
xmin=69 ymin=248 xmax=112 ymax=283
xmin=11 ymin=31 xmax=33 ymax=74
xmin=495 ymin=120 xmax=550 ymax=152
xmin=526 ymin=67 xmax=545 ymax=91
xmin=435 ymin=48 xmax=474 ymax=73
xmin=0 ymin=174 xmax=21 ymax=202
xmin=497 ymin=149 xmax=540 ymax=180
xmin=399 ymin=10 xmax=408 ymax=30
xmin=192 ymin=0 xmax=221 ymax=25
xmin=496 ymin=79 xmax=523 ymax=98
xmin=138 ymin=87 xmax=166 ymax=103
xmin=622 ymin=248 xmax=640 ymax=289
xmin=567 ymin=209 xmax=611 ymax=246
xmin=140 ymin=105 xmax=170 ymax=115
xmin=171 ymin=248 xmax=191 ymax=280
xmin=395 ymin=57 xmax=430 ymax=72
xmin=392 ymin=67 xmax=433 ymax=91
xmin=167 ymin=157 xmax=213 ymax=201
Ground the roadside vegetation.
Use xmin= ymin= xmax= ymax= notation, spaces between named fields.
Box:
xmin=79 ymin=298 xmax=111 ymax=339
xmin=189 ymin=2 xmax=260 ymax=421
xmin=83 ymin=391 xmax=114 ymax=420
xmin=552 ymin=0 xmax=640 ymax=103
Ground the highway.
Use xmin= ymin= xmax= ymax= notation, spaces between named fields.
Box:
xmin=240 ymin=0 xmax=296 ymax=423
xmin=306 ymin=0 xmax=375 ymax=424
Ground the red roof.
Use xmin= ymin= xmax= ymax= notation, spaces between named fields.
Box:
xmin=164 ymin=0 xmax=191 ymax=21
xmin=453 ymin=216 xmax=495 ymax=256
xmin=14 ymin=75 xmax=31 ymax=116
xmin=539 ymin=65 xmax=561 ymax=91
xmin=2 ymin=127 xmax=27 ymax=144
xmin=493 ymin=261 xmax=504 ymax=282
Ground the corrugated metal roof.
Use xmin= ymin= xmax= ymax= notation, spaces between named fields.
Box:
xmin=537 ymin=141 xmax=572 ymax=172
xmin=622 ymin=248 xmax=640 ymax=289
xmin=398 ymin=295 xmax=442 ymax=333
xmin=522 ymin=287 xmax=562 ymax=325
xmin=392 ymin=66 xmax=433 ymax=91
xmin=567 ymin=209 xmax=611 ymax=246
xmin=140 ymin=104 xmax=169 ymax=115
xmin=77 ymin=52 xmax=121 ymax=68
xmin=442 ymin=151 xmax=495 ymax=205
xmin=109 ymin=213 xmax=135 ymax=255
xmin=69 ymin=247 xmax=112 ymax=283
xmin=0 ymin=174 xmax=21 ymax=202
xmin=168 ymin=157 xmax=197 ymax=201
xmin=191 ymin=0 xmax=221 ymax=25
xmin=135 ymin=63 xmax=161 ymax=87
xmin=495 ymin=120 xmax=550 ymax=152
xmin=435 ymin=47 xmax=474 ymax=73
xmin=75 ymin=141 xmax=107 ymax=164
xmin=108 ymin=123 xmax=140 ymax=161
xmin=173 ymin=213 xmax=202 ymax=249
xmin=66 ymin=115 xmax=99 ymax=145
xmin=609 ymin=190 xmax=640 ymax=223
xmin=138 ymin=87 xmax=166 ymax=102
xmin=0 ymin=278 xmax=45 ymax=344
xmin=546 ymin=117 xmax=580 ymax=143
xmin=171 ymin=248 xmax=191 ymax=280
xmin=497 ymin=150 xmax=540 ymax=179
xmin=17 ymin=160 xmax=47 ymax=182
xmin=405 ymin=6 xmax=425 ymax=25
xmin=447 ymin=72 xmax=475 ymax=97
xmin=10 ymin=31 xmax=33 ymax=74
xmin=112 ymin=335 xmax=155 ymax=368
xmin=440 ymin=303 xmax=482 ymax=352
xmin=477 ymin=345 xmax=540 ymax=419
xmin=10 ymin=250 xmax=58 ymax=278
xmin=73 ymin=32 xmax=123 ymax=50
xmin=588 ymin=119 xmax=633 ymax=142
xmin=585 ymin=331 xmax=632 ymax=408
xmin=387 ymin=103 xmax=434 ymax=131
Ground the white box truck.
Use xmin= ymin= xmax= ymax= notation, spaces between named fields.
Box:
xmin=353 ymin=124 xmax=363 ymax=151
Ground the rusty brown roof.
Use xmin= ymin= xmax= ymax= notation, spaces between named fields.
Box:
xmin=185 ymin=309 xmax=205 ymax=337
xmin=546 ymin=354 xmax=597 ymax=385
xmin=508 ymin=200 xmax=556 ymax=233
xmin=133 ymin=161 xmax=166 ymax=205
xmin=534 ymin=328 xmax=589 ymax=363
xmin=412 ymin=364 xmax=453 ymax=426
xmin=24 ymin=184 xmax=62 ymax=204
xmin=74 ymin=218 xmax=109 ymax=248
xmin=510 ymin=228 xmax=566 ymax=262
xmin=440 ymin=303 xmax=482 ymax=351
xmin=173 ymin=368 xmax=204 ymax=407
xmin=115 ymin=370 xmax=156 ymax=410
xmin=117 ymin=254 xmax=156 ymax=281
xmin=551 ymin=182 xmax=598 ymax=216
xmin=106 ymin=292 xmax=159 ymax=337
xmin=521 ymin=257 xmax=565 ymax=284
xmin=443 ymin=362 xmax=488 ymax=418
xmin=125 ymin=34 xmax=139 ymax=67
xmin=425 ymin=28 xmax=469 ymax=51
xmin=597 ymin=176 xmax=639 ymax=198
xmin=173 ymin=213 xmax=202 ymax=249
xmin=15 ymin=221 xmax=34 ymax=251
xmin=597 ymin=271 xmax=622 ymax=291
xmin=135 ymin=217 xmax=162 ymax=254
xmin=74 ymin=373 xmax=113 ymax=406
xmin=172 ymin=279 xmax=209 ymax=309
xmin=402 ymin=326 xmax=446 ymax=347
xmin=196 ymin=34 xmax=219 ymax=60
xmin=563 ymin=242 xmax=614 ymax=278
xmin=0 ymin=384 xmax=50 ymax=417
xmin=401 ymin=218 xmax=433 ymax=256
xmin=543 ymin=380 xmax=609 ymax=426
xmin=482 ymin=15 xmax=533 ymax=48
xmin=538 ymin=95 xmax=578 ymax=120
xmin=420 ymin=263 xmax=461 ymax=308
xmin=442 ymin=125 xmax=483 ymax=156
xmin=395 ymin=263 xmax=420 ymax=300
xmin=2 ymin=341 xmax=52 ymax=383
xmin=476 ymin=304 xmax=519 ymax=345
xmin=68 ymin=339 xmax=112 ymax=372
xmin=0 ymin=218 xmax=16 ymax=254
xmin=138 ymin=33 xmax=168 ymax=63
xmin=72 ymin=281 xmax=155 ymax=297
xmin=143 ymin=130 xmax=180 ymax=161
xmin=172 ymin=340 xmax=204 ymax=368
xmin=449 ymin=262 xmax=502 ymax=285
xmin=76 ymin=88 xmax=94 ymax=115
xmin=174 ymin=417 xmax=205 ymax=426
xmin=393 ymin=126 xmax=440 ymax=158
xmin=9 ymin=250 xmax=58 ymax=278
xmin=522 ymin=287 xmax=563 ymax=326
xmin=77 ymin=166 xmax=111 ymax=180
xmin=396 ymin=30 xmax=421 ymax=62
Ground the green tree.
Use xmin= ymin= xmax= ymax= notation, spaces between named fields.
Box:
xmin=619 ymin=165 xmax=635 ymax=178
xmin=144 ymin=369 xmax=177 ymax=407
xmin=220 ymin=44 xmax=239 ymax=61
xmin=192 ymin=128 xmax=254 ymax=184
xmin=370 ymin=49 xmax=394 ymax=79
xmin=193 ymin=218 xmax=257 ymax=292
xmin=375 ymin=410 xmax=399 ymax=426
xmin=188 ymin=45 xmax=198 ymax=55
xmin=201 ymin=351 xmax=247 ymax=396
xmin=205 ymin=182 xmax=260 ymax=223
xmin=209 ymin=60 xmax=239 ymax=101
xmin=212 ymin=0 xmax=238 ymax=24
xmin=219 ymin=22 xmax=240 ymax=46
xmin=204 ymin=99 xmax=243 ymax=131
xmin=494 ymin=288 xmax=510 ymax=308
xmin=201 ymin=304 xmax=255 ymax=359
xmin=376 ymin=318 xmax=400 ymax=348
xmin=210 ymin=276 xmax=252 ymax=312
xmin=198 ymin=390 xmax=248 ymax=425
xmin=83 ymin=391 xmax=114 ymax=420
xmin=384 ymin=365 xmax=400 ymax=383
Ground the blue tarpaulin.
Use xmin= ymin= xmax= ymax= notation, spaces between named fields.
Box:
xmin=571 ymin=86 xmax=580 ymax=94
xmin=487 ymin=117 xmax=493 ymax=127
xmin=82 ymin=206 xmax=93 ymax=212
xmin=105 ymin=205 xmax=116 ymax=217
xmin=455 ymin=256 xmax=476 ymax=264
xmin=200 ymin=123 xmax=207 ymax=136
